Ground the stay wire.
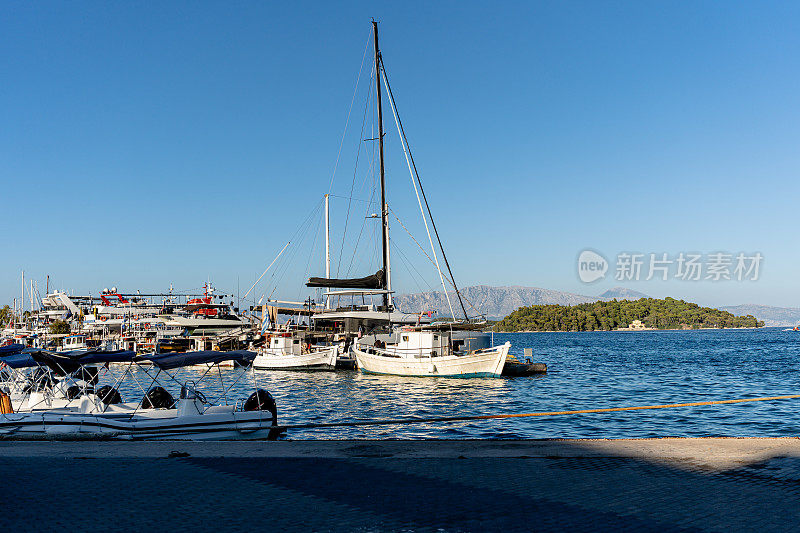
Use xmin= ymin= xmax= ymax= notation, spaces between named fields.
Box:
xmin=380 ymin=57 xmax=469 ymax=320
xmin=326 ymin=28 xmax=372 ymax=195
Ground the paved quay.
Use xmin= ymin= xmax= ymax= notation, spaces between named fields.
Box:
xmin=3 ymin=438 xmax=800 ymax=531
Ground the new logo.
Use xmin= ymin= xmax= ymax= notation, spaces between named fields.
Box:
xmin=578 ymin=250 xmax=608 ymax=283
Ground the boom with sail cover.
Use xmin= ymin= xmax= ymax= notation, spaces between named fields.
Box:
xmin=306 ymin=269 xmax=385 ymax=290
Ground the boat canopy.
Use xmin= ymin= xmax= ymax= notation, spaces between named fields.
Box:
xmin=0 ymin=344 xmax=25 ymax=357
xmin=78 ymin=350 xmax=137 ymax=365
xmin=0 ymin=352 xmax=37 ymax=368
xmin=139 ymin=350 xmax=256 ymax=370
xmin=306 ymin=269 xmax=385 ymax=289
xmin=19 ymin=349 xmax=136 ymax=374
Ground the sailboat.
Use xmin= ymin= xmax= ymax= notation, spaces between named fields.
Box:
xmin=309 ymin=22 xmax=510 ymax=377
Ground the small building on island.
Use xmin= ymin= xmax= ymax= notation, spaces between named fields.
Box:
xmin=617 ymin=319 xmax=649 ymax=331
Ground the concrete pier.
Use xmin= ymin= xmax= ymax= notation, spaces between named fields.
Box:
xmin=3 ymin=438 xmax=800 ymax=531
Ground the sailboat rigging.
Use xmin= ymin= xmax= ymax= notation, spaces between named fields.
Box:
xmin=307 ymin=21 xmax=510 ymax=377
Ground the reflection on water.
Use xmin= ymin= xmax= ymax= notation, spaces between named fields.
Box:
xmin=98 ymin=328 xmax=800 ymax=439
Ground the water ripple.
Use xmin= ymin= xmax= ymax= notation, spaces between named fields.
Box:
xmin=100 ymin=328 xmax=800 ymax=439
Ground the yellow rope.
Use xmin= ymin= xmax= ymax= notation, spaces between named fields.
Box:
xmin=279 ymin=394 xmax=800 ymax=431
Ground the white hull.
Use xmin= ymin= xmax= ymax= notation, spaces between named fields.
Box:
xmin=0 ymin=410 xmax=278 ymax=441
xmin=354 ymin=342 xmax=509 ymax=377
xmin=252 ymin=346 xmax=338 ymax=370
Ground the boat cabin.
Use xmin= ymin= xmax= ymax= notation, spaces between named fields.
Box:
xmin=392 ymin=329 xmax=450 ymax=358
xmin=62 ymin=334 xmax=87 ymax=350
xmin=267 ymin=333 xmax=304 ymax=356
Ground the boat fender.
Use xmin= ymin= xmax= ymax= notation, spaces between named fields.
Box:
xmin=243 ymin=389 xmax=277 ymax=417
xmin=244 ymin=389 xmax=281 ymax=439
xmin=141 ymin=386 xmax=176 ymax=409
xmin=96 ymin=385 xmax=122 ymax=405
xmin=0 ymin=391 xmax=12 ymax=414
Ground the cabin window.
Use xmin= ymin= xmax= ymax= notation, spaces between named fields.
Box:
xmin=293 ymin=340 xmax=299 ymax=344
xmin=273 ymin=339 xmax=279 ymax=345
xmin=433 ymin=335 xmax=438 ymax=340
xmin=402 ymin=335 xmax=409 ymax=342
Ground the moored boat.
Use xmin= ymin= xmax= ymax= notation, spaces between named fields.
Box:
xmin=0 ymin=346 xmax=281 ymax=440
xmin=252 ymin=330 xmax=338 ymax=370
xmin=353 ymin=327 xmax=509 ymax=377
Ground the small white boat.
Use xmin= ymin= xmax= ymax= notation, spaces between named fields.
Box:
xmin=0 ymin=348 xmax=281 ymax=440
xmin=353 ymin=328 xmax=509 ymax=377
xmin=0 ymin=397 xmax=278 ymax=441
xmin=253 ymin=332 xmax=338 ymax=371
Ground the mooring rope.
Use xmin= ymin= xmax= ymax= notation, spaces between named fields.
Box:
xmin=276 ymin=394 xmax=800 ymax=432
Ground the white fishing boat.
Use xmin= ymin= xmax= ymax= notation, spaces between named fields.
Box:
xmin=252 ymin=331 xmax=338 ymax=370
xmin=354 ymin=327 xmax=509 ymax=377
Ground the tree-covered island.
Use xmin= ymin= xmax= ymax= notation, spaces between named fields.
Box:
xmin=494 ymin=297 xmax=764 ymax=332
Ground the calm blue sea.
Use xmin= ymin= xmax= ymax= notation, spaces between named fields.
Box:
xmin=122 ymin=327 xmax=800 ymax=439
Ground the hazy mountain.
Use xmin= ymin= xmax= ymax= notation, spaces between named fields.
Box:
xmin=396 ymin=285 xmax=785 ymax=324
xmin=599 ymin=287 xmax=649 ymax=300
xmin=395 ymin=285 xmax=603 ymax=319
xmin=719 ymin=304 xmax=800 ymax=327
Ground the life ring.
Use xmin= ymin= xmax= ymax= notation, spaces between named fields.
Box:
xmin=99 ymin=316 xmax=108 ymax=322
xmin=144 ymin=323 xmax=151 ymax=330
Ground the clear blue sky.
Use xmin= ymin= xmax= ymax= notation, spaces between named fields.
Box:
xmin=2 ymin=1 xmax=800 ymax=309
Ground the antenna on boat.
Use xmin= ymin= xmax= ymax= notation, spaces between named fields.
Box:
xmin=373 ymin=19 xmax=391 ymax=310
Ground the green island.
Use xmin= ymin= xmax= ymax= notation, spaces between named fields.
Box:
xmin=494 ymin=297 xmax=764 ymax=332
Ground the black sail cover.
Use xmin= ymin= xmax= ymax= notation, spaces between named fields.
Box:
xmin=306 ymin=269 xmax=385 ymax=289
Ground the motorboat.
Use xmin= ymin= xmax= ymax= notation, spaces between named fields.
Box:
xmin=0 ymin=346 xmax=281 ymax=440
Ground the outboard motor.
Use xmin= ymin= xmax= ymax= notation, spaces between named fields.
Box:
xmin=141 ymin=386 xmax=176 ymax=409
xmin=23 ymin=368 xmax=54 ymax=393
xmin=96 ymin=385 xmax=122 ymax=405
xmin=243 ymin=389 xmax=281 ymax=440
xmin=72 ymin=366 xmax=100 ymax=385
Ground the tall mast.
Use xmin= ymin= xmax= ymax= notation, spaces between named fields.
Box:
xmin=324 ymin=193 xmax=331 ymax=309
xmin=373 ymin=20 xmax=391 ymax=309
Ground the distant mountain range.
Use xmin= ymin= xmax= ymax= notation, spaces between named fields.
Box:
xmin=395 ymin=285 xmax=648 ymax=320
xmin=395 ymin=285 xmax=800 ymax=326
xmin=719 ymin=305 xmax=800 ymax=328
xmin=599 ymin=287 xmax=649 ymax=300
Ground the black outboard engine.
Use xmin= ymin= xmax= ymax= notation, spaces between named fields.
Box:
xmin=23 ymin=368 xmax=54 ymax=393
xmin=243 ymin=389 xmax=281 ymax=440
xmin=96 ymin=385 xmax=122 ymax=405
xmin=141 ymin=386 xmax=176 ymax=409
xmin=72 ymin=366 xmax=100 ymax=386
